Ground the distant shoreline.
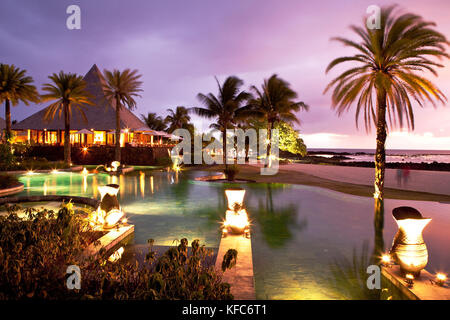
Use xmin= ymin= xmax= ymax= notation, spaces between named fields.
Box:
xmin=294 ymin=155 xmax=450 ymax=172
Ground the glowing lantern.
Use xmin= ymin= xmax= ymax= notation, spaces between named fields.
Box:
xmin=111 ymin=161 xmax=120 ymax=172
xmin=224 ymin=209 xmax=249 ymax=234
xmin=225 ymin=189 xmax=246 ymax=211
xmin=405 ymin=273 xmax=414 ymax=288
xmin=97 ymin=184 xmax=125 ymax=229
xmin=223 ymin=189 xmax=249 ymax=235
xmin=108 ymin=247 xmax=124 ymax=262
xmin=435 ymin=273 xmax=447 ymax=286
xmin=390 ymin=207 xmax=431 ymax=277
xmin=381 ymin=254 xmax=392 ymax=267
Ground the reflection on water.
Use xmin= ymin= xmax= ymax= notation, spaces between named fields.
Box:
xmin=248 ymin=185 xmax=450 ymax=300
xmin=16 ymin=170 xmax=450 ymax=300
xmin=18 ymin=170 xmax=227 ymax=247
xmin=253 ymin=185 xmax=307 ymax=248
xmin=327 ymin=200 xmax=385 ymax=300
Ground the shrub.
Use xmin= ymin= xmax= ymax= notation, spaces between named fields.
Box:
xmin=0 ymin=144 xmax=16 ymax=170
xmin=0 ymin=204 xmax=236 ymax=300
xmin=224 ymin=164 xmax=240 ymax=181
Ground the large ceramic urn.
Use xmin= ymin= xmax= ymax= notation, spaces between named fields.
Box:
xmin=98 ymin=184 xmax=124 ymax=228
xmin=223 ymin=189 xmax=249 ymax=234
xmin=390 ymin=206 xmax=431 ymax=277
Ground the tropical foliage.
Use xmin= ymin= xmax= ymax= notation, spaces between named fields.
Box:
xmin=325 ymin=6 xmax=448 ymax=200
xmin=276 ymin=122 xmax=307 ymax=156
xmin=245 ymin=74 xmax=308 ymax=165
xmin=0 ymin=204 xmax=236 ymax=300
xmin=141 ymin=112 xmax=167 ymax=131
xmin=0 ymin=64 xmax=39 ymax=145
xmin=192 ymin=76 xmax=251 ymax=165
xmin=165 ymin=106 xmax=192 ymax=133
xmin=41 ymin=71 xmax=93 ymax=166
xmin=102 ymin=69 xmax=143 ymax=162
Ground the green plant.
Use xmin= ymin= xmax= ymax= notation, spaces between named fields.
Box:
xmin=0 ymin=204 xmax=236 ymax=300
xmin=275 ymin=121 xmax=307 ymax=156
xmin=0 ymin=143 xmax=16 ymax=170
xmin=224 ymin=164 xmax=240 ymax=181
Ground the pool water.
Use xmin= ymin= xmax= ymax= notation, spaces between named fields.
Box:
xmin=17 ymin=169 xmax=450 ymax=300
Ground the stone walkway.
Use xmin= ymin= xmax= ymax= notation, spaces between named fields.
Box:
xmin=215 ymin=234 xmax=255 ymax=300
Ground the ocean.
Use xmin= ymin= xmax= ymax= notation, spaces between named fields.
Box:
xmin=307 ymin=148 xmax=450 ymax=164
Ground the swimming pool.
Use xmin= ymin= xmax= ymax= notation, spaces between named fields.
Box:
xmin=16 ymin=169 xmax=450 ymax=299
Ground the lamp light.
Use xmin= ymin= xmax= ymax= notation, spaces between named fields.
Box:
xmin=225 ymin=189 xmax=246 ymax=211
xmin=97 ymin=184 xmax=125 ymax=229
xmin=433 ymin=273 xmax=447 ymax=287
xmin=405 ymin=273 xmax=414 ymax=288
xmin=390 ymin=207 xmax=431 ymax=277
xmin=223 ymin=189 xmax=250 ymax=235
xmin=108 ymin=247 xmax=124 ymax=262
xmin=381 ymin=254 xmax=392 ymax=267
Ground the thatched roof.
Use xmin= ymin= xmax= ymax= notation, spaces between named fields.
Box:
xmin=13 ymin=64 xmax=146 ymax=131
xmin=0 ymin=117 xmax=5 ymax=129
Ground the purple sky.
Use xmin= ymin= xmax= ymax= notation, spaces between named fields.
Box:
xmin=1 ymin=0 xmax=450 ymax=149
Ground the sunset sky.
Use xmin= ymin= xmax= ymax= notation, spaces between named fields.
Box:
xmin=1 ymin=0 xmax=450 ymax=150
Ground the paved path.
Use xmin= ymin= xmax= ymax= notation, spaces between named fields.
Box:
xmin=268 ymin=163 xmax=450 ymax=196
xmin=215 ymin=234 xmax=255 ymax=300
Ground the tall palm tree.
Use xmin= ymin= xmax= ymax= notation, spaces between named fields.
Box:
xmin=41 ymin=71 xmax=93 ymax=166
xmin=192 ymin=76 xmax=251 ymax=165
xmin=102 ymin=69 xmax=143 ymax=162
xmin=165 ymin=106 xmax=191 ymax=133
xmin=325 ymin=6 xmax=448 ymax=201
xmin=0 ymin=64 xmax=39 ymax=145
xmin=246 ymin=74 xmax=308 ymax=166
xmin=141 ymin=112 xmax=167 ymax=131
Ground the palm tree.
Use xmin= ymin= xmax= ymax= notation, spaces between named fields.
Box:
xmin=141 ymin=112 xmax=167 ymax=131
xmin=246 ymin=74 xmax=308 ymax=166
xmin=165 ymin=106 xmax=191 ymax=133
xmin=325 ymin=6 xmax=448 ymax=201
xmin=41 ymin=71 xmax=93 ymax=166
xmin=102 ymin=69 xmax=143 ymax=162
xmin=0 ymin=64 xmax=39 ymax=145
xmin=192 ymin=76 xmax=251 ymax=165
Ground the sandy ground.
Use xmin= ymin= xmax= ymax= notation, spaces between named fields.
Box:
xmin=270 ymin=163 xmax=450 ymax=196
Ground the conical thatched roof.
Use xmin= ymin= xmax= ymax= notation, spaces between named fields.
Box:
xmin=0 ymin=117 xmax=5 ymax=129
xmin=13 ymin=64 xmax=146 ymax=131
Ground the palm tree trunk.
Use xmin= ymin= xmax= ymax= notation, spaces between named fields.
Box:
xmin=4 ymin=99 xmax=11 ymax=147
xmin=222 ymin=127 xmax=227 ymax=168
xmin=374 ymin=90 xmax=387 ymax=201
xmin=265 ymin=121 xmax=273 ymax=168
xmin=115 ymin=98 xmax=121 ymax=162
xmin=64 ymin=103 xmax=71 ymax=166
